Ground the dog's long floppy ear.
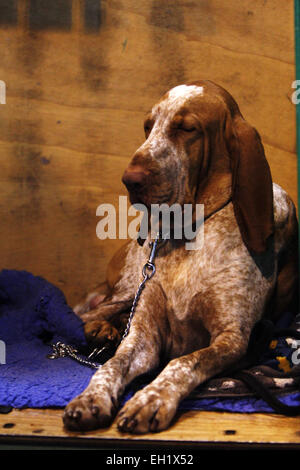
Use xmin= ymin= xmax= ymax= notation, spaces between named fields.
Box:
xmin=226 ymin=114 xmax=274 ymax=254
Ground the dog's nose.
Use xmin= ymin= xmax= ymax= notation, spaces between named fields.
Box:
xmin=122 ymin=167 xmax=148 ymax=191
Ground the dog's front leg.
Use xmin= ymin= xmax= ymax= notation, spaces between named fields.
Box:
xmin=117 ymin=323 xmax=250 ymax=434
xmin=63 ymin=284 xmax=167 ymax=431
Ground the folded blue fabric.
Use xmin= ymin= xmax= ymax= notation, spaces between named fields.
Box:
xmin=0 ymin=270 xmax=94 ymax=408
xmin=0 ymin=269 xmax=299 ymax=413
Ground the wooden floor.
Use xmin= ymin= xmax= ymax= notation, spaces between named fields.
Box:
xmin=1 ymin=407 xmax=300 ymax=450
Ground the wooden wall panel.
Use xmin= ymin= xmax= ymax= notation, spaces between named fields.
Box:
xmin=0 ymin=0 xmax=297 ymax=305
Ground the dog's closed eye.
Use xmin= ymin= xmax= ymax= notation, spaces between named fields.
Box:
xmin=171 ymin=115 xmax=200 ymax=135
xmin=179 ymin=121 xmax=197 ymax=132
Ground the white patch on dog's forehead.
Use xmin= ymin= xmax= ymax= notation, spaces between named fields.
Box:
xmin=155 ymin=84 xmax=204 ymax=116
xmin=168 ymin=84 xmax=204 ymax=101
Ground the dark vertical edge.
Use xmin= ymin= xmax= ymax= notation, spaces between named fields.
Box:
xmin=29 ymin=0 xmax=72 ymax=31
xmin=0 ymin=0 xmax=18 ymax=26
xmin=84 ymin=0 xmax=102 ymax=33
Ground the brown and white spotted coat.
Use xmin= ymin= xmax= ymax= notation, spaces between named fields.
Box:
xmin=64 ymin=80 xmax=298 ymax=434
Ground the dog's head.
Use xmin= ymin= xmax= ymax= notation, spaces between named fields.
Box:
xmin=122 ymin=80 xmax=274 ymax=254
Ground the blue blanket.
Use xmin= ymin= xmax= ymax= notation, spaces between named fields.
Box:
xmin=0 ymin=270 xmax=299 ymax=413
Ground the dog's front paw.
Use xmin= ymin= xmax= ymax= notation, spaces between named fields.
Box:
xmin=83 ymin=310 xmax=130 ymax=348
xmin=116 ymin=386 xmax=178 ymax=434
xmin=83 ymin=318 xmax=121 ymax=348
xmin=63 ymin=390 xmax=117 ymax=431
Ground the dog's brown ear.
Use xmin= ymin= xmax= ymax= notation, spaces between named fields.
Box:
xmin=227 ymin=115 xmax=274 ymax=254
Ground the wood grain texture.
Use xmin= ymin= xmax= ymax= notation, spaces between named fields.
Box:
xmin=0 ymin=0 xmax=297 ymax=306
xmin=0 ymin=408 xmax=300 ymax=448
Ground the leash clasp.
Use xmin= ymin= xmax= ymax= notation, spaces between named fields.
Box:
xmin=142 ymin=232 xmax=168 ymax=280
xmin=142 ymin=262 xmax=156 ymax=279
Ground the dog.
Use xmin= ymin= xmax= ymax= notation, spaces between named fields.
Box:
xmin=63 ymin=80 xmax=298 ymax=433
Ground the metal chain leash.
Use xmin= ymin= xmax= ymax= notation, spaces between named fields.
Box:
xmin=47 ymin=232 xmax=167 ymax=369
xmin=47 ymin=341 xmax=99 ymax=369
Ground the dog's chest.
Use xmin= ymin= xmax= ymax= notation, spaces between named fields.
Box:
xmin=123 ymin=203 xmax=252 ymax=322
xmin=148 ymin=216 xmax=244 ymax=319
xmin=154 ymin=246 xmax=218 ymax=319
